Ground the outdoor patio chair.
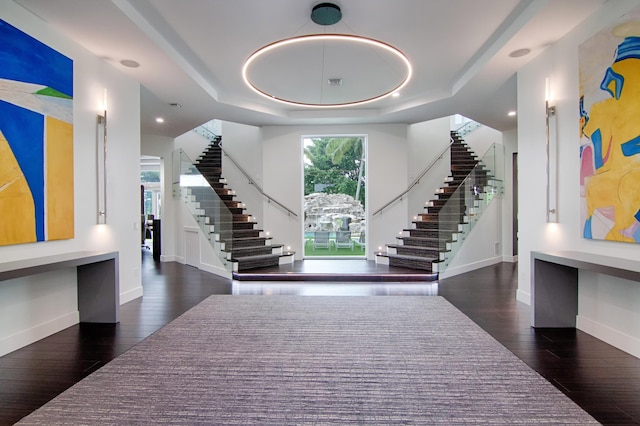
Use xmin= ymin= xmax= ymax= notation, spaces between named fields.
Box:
xmin=334 ymin=230 xmax=354 ymax=250
xmin=313 ymin=231 xmax=331 ymax=250
xmin=354 ymin=231 xmax=365 ymax=251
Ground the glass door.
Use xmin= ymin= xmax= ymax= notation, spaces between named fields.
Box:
xmin=302 ymin=136 xmax=366 ymax=258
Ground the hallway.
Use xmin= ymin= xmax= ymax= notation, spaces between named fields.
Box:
xmin=0 ymin=253 xmax=638 ymax=424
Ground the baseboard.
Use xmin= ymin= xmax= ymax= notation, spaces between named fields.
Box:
xmin=516 ymin=289 xmax=530 ymax=305
xmin=160 ymin=254 xmax=178 ymax=262
xmin=199 ymin=262 xmax=232 ymax=279
xmin=120 ymin=285 xmax=143 ymax=305
xmin=502 ymin=255 xmax=518 ymax=263
xmin=577 ymin=315 xmax=640 ymax=359
xmin=0 ymin=311 xmax=79 ymax=357
xmin=439 ymin=256 xmax=502 ymax=279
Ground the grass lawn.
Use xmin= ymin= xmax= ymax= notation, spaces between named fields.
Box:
xmin=303 ymin=238 xmax=365 ymax=257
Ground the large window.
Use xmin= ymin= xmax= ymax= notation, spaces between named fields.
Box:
xmin=303 ymin=136 xmax=366 ymax=257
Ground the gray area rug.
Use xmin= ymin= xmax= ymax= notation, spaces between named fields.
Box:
xmin=19 ymin=296 xmax=599 ymax=424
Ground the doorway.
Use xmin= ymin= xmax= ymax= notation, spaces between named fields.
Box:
xmin=302 ymin=136 xmax=367 ymax=258
xmin=140 ymin=156 xmax=161 ymax=256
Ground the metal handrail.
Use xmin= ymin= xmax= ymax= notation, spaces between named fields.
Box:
xmin=194 ymin=126 xmax=298 ymax=217
xmin=373 ymin=138 xmax=454 ymax=216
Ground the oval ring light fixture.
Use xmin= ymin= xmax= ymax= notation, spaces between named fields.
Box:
xmin=242 ymin=34 xmax=413 ymax=108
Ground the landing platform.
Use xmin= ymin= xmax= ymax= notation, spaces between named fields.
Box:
xmin=232 ymin=259 xmax=437 ymax=282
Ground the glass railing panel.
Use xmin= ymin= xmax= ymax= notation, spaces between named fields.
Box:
xmin=173 ymin=148 xmax=234 ymax=272
xmin=202 ymin=119 xmax=222 ymax=136
xmin=194 ymin=125 xmax=218 ymax=142
xmin=194 ymin=119 xmax=222 ymax=141
xmin=437 ymin=143 xmax=504 ymax=273
xmin=455 ymin=119 xmax=482 ymax=136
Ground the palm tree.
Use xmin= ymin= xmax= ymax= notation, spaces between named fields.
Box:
xmin=324 ymin=137 xmax=365 ymax=203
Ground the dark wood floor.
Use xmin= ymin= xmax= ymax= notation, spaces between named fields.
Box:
xmin=1 ymin=252 xmax=639 ymax=425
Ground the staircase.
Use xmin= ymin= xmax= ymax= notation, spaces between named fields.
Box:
xmin=376 ymin=131 xmax=501 ymax=274
xmin=178 ymin=137 xmax=294 ymax=272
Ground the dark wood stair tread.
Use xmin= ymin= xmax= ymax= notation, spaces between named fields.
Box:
xmin=384 ymin=253 xmax=438 ymax=262
xmin=231 ymin=253 xmax=289 ymax=262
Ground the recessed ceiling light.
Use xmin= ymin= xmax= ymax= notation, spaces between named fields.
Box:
xmin=508 ymin=111 xmax=517 ymax=117
xmin=508 ymin=48 xmax=531 ymax=58
xmin=155 ymin=117 xmax=165 ymax=123
xmin=120 ymin=59 xmax=140 ymax=68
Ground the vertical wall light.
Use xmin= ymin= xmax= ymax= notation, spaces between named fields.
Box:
xmin=545 ymin=78 xmax=558 ymax=223
xmin=96 ymin=88 xmax=107 ymax=224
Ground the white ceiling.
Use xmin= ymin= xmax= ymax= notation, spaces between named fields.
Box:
xmin=15 ymin=0 xmax=605 ymax=138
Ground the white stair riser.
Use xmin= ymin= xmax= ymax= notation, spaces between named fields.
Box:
xmin=279 ymin=254 xmax=295 ymax=265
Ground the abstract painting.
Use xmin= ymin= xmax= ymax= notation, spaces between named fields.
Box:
xmin=579 ymin=6 xmax=640 ymax=243
xmin=0 ymin=19 xmax=74 ymax=246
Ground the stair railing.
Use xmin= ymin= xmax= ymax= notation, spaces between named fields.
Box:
xmin=373 ymin=138 xmax=454 ymax=216
xmin=436 ymin=143 xmax=504 ymax=273
xmin=194 ymin=125 xmax=219 ymax=143
xmin=455 ymin=119 xmax=483 ymax=137
xmin=194 ymin=125 xmax=298 ymax=218
xmin=172 ymin=148 xmax=234 ymax=272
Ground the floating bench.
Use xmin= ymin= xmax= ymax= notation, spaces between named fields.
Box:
xmin=531 ymin=250 xmax=640 ymax=328
xmin=0 ymin=251 xmax=119 ymax=323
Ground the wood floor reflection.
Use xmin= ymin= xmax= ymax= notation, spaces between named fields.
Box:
xmin=0 ymin=251 xmax=639 ymax=425
xmin=232 ymin=281 xmax=439 ymax=296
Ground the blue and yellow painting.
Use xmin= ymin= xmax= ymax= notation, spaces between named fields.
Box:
xmin=0 ymin=19 xmax=74 ymax=246
xmin=579 ymin=7 xmax=640 ymax=243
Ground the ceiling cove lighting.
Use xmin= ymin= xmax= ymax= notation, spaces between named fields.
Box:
xmin=242 ymin=34 xmax=412 ymax=108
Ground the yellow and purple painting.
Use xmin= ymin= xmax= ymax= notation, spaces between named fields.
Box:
xmin=0 ymin=19 xmax=74 ymax=246
xmin=579 ymin=7 xmax=640 ymax=243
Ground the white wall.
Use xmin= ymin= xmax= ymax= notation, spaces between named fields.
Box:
xmin=0 ymin=3 xmax=142 ymax=356
xmin=465 ymin=124 xmax=518 ymax=264
xmin=174 ymin=129 xmax=208 ymax=162
xmin=441 ymin=200 xmax=503 ymax=278
xmin=517 ymin=0 xmax=640 ymax=358
xmin=463 ymin=125 xmax=502 ymax=159
xmin=406 ymin=118 xmax=451 ymax=223
xmin=220 ymin=121 xmax=264 ymax=228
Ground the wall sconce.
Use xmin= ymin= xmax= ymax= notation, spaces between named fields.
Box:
xmin=96 ymin=89 xmax=107 ymax=224
xmin=545 ymin=78 xmax=558 ymax=223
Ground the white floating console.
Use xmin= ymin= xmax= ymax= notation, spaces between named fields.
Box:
xmin=0 ymin=251 xmax=120 ymax=323
xmin=531 ymin=250 xmax=640 ymax=328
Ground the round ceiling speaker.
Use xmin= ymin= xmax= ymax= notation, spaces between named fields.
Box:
xmin=311 ymin=3 xmax=342 ymax=26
